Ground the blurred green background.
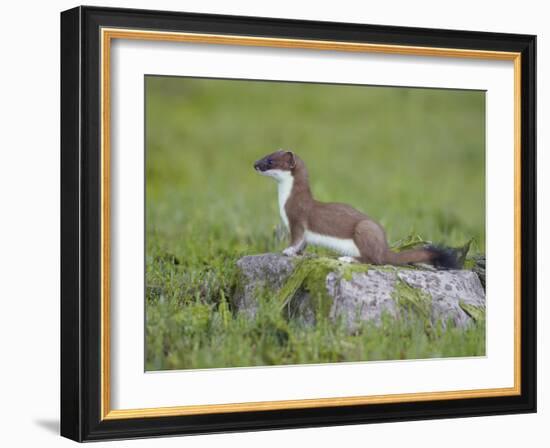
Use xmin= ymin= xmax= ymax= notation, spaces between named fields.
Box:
xmin=145 ymin=76 xmax=485 ymax=371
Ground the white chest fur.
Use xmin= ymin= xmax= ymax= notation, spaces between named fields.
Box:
xmin=304 ymin=230 xmax=361 ymax=257
xmin=258 ymin=168 xmax=294 ymax=228
xmin=275 ymin=171 xmax=294 ymax=229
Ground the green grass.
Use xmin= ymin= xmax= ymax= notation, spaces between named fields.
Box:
xmin=145 ymin=76 xmax=486 ymax=371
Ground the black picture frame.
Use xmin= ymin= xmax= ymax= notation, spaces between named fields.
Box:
xmin=61 ymin=5 xmax=536 ymax=442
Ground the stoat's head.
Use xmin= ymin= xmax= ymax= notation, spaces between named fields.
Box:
xmin=254 ymin=150 xmax=296 ymax=182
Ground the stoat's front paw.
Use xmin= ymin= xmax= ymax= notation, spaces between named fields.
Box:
xmin=338 ymin=256 xmax=356 ymax=263
xmin=283 ymin=247 xmax=298 ymax=257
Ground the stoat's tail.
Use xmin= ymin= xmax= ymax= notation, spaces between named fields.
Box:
xmin=384 ymin=243 xmax=469 ymax=269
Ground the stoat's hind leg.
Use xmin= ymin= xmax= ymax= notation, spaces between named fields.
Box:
xmin=353 ymin=219 xmax=390 ymax=264
xmin=338 ymin=256 xmax=358 ymax=263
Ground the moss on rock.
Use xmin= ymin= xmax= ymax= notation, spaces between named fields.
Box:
xmin=392 ymin=278 xmax=433 ymax=323
xmin=459 ymin=301 xmax=486 ymax=322
xmin=275 ymin=256 xmax=372 ymax=317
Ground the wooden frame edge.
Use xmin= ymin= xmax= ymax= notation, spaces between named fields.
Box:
xmin=99 ymin=27 xmax=523 ymax=421
xmin=102 ymin=387 xmax=520 ymax=420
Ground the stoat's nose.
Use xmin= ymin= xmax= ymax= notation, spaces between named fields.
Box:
xmin=253 ymin=160 xmax=261 ymax=171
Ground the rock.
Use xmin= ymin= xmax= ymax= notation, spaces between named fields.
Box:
xmin=234 ymin=253 xmax=485 ymax=331
xmin=235 ymin=253 xmax=296 ymax=317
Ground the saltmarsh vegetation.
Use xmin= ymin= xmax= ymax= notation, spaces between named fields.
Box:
xmin=145 ymin=76 xmax=486 ymax=371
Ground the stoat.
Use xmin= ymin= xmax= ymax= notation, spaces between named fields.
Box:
xmin=254 ymin=150 xmax=460 ymax=268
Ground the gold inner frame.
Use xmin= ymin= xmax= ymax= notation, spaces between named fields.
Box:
xmin=100 ymin=27 xmax=522 ymax=420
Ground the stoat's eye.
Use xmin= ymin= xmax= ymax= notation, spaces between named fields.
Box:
xmin=267 ymin=159 xmax=273 ymax=166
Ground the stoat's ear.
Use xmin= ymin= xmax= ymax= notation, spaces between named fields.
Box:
xmin=286 ymin=151 xmax=296 ymax=169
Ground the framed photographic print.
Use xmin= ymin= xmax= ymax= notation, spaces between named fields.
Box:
xmin=60 ymin=6 xmax=536 ymax=442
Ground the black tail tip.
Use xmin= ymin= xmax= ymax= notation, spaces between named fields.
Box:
xmin=426 ymin=241 xmax=471 ymax=270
